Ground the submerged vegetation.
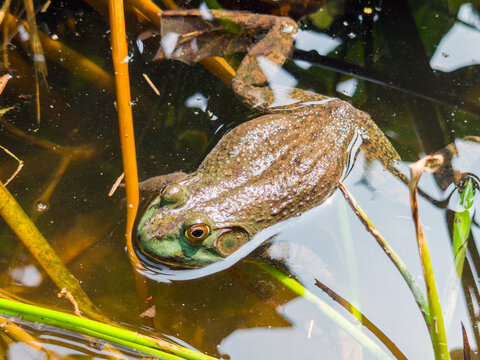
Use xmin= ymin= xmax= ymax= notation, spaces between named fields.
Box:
xmin=0 ymin=0 xmax=479 ymax=359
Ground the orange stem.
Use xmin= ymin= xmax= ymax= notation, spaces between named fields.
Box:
xmin=108 ymin=0 xmax=140 ymax=268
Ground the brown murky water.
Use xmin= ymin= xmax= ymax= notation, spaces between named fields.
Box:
xmin=1 ymin=0 xmax=480 ymax=359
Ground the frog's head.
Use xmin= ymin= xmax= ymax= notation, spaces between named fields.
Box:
xmin=137 ymin=183 xmax=251 ymax=268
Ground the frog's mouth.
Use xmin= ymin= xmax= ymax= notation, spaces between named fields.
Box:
xmin=139 ymin=250 xmax=202 ymax=269
xmin=140 ymin=250 xmax=224 ymax=269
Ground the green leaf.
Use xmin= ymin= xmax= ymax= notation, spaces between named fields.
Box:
xmin=452 ymin=179 xmax=475 ymax=276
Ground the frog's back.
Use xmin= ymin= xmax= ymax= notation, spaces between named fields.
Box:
xmin=181 ymin=99 xmax=397 ymax=230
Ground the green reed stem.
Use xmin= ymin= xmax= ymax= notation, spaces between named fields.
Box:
xmin=257 ymin=263 xmax=393 ymax=360
xmin=0 ymin=298 xmax=217 ymax=360
xmin=409 ymin=155 xmax=450 ymax=360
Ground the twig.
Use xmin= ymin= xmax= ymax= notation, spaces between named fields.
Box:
xmin=462 ymin=322 xmax=471 ymax=360
xmin=314 ymin=278 xmax=407 ymax=360
xmin=109 ymin=172 xmax=124 ymax=196
xmin=0 ymin=145 xmax=23 ymax=186
xmin=58 ymin=288 xmax=81 ymax=317
xmin=142 ymin=73 xmax=160 ymax=95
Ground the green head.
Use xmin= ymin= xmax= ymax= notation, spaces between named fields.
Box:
xmin=137 ymin=182 xmax=251 ymax=268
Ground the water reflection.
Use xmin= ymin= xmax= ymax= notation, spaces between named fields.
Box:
xmin=295 ymin=30 xmax=342 ymax=55
xmin=431 ymin=4 xmax=480 ymax=72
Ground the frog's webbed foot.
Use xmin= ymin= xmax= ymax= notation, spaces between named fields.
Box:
xmin=138 ymin=171 xmax=187 ymax=194
xmin=154 ymin=10 xmax=293 ymax=65
xmin=155 ymin=10 xmax=328 ymax=112
xmin=154 ymin=10 xmax=256 ymax=64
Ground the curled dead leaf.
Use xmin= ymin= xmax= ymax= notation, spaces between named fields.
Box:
xmin=140 ymin=305 xmax=156 ymax=319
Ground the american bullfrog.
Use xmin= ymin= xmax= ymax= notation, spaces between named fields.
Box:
xmin=137 ymin=10 xmax=399 ymax=267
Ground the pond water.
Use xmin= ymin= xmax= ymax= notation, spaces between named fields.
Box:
xmin=1 ymin=0 xmax=480 ymax=359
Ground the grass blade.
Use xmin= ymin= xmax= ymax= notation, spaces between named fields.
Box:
xmin=0 ymin=298 xmax=216 ymax=360
xmin=409 ymin=154 xmax=450 ymax=359
xmin=314 ymin=279 xmax=408 ymax=360
xmin=444 ymin=179 xmax=475 ymax=330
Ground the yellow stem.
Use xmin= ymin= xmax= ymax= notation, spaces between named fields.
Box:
xmin=108 ymin=0 xmax=140 ymax=268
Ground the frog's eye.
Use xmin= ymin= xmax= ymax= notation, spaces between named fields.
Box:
xmin=160 ymin=184 xmax=187 ymax=208
xmin=159 ymin=185 xmax=168 ymax=196
xmin=185 ymin=224 xmax=211 ymax=245
xmin=215 ymin=229 xmax=248 ymax=257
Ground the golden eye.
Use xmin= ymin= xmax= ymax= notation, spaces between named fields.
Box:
xmin=159 ymin=185 xmax=168 ymax=196
xmin=184 ymin=224 xmax=211 ymax=245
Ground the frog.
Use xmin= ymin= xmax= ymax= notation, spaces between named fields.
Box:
xmin=136 ymin=10 xmax=400 ymax=268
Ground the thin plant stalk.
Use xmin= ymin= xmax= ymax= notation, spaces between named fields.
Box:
xmin=0 ymin=181 xmax=106 ymax=322
xmin=409 ymin=155 xmax=450 ymax=360
xmin=23 ymin=0 xmax=47 ymax=123
xmin=1 ymin=4 xmax=11 ymax=67
xmin=0 ymin=298 xmax=217 ymax=360
xmin=314 ymin=279 xmax=408 ymax=360
xmin=0 ymin=144 xmax=23 ymax=186
xmin=258 ymin=263 xmax=394 ymax=360
xmin=108 ymin=0 xmax=140 ymax=268
xmin=31 ymin=156 xmax=71 ymax=222
xmin=0 ymin=113 xmax=97 ymax=160
xmin=6 ymin=13 xmax=114 ymax=92
xmin=337 ymin=181 xmax=430 ymax=324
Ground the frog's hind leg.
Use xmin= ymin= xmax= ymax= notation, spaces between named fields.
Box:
xmin=155 ymin=10 xmax=329 ymax=112
xmin=229 ymin=13 xmax=331 ymax=112
xmin=356 ymin=110 xmax=401 ymax=177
